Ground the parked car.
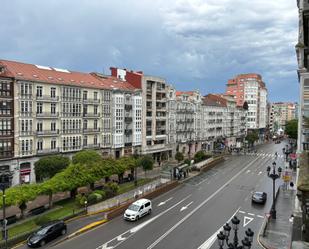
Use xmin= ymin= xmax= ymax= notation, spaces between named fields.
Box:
xmin=27 ymin=220 xmax=67 ymax=247
xmin=123 ymin=198 xmax=152 ymax=221
xmin=252 ymin=191 xmax=267 ymax=204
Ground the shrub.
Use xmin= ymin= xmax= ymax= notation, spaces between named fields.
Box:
xmin=104 ymin=182 xmax=119 ymax=198
xmin=87 ymin=193 xmax=101 ymax=205
xmin=75 ymin=193 xmax=87 ymax=207
xmin=93 ymin=190 xmax=106 ymax=199
xmin=184 ymin=159 xmax=191 ymax=166
xmin=194 ymin=151 xmax=212 ymax=163
xmin=34 ymin=215 xmax=52 ymax=226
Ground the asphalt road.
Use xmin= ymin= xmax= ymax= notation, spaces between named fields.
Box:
xmin=21 ymin=141 xmax=288 ymax=249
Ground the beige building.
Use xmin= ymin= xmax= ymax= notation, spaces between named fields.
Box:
xmin=0 ymin=60 xmax=142 ymax=185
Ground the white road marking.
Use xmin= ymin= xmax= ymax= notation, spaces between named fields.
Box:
xmin=258 ymin=171 xmax=262 ymax=175
xmin=96 ymin=195 xmax=191 ymax=249
xmin=180 ymin=201 xmax=193 ymax=212
xmin=257 ymin=215 xmax=264 ymax=219
xmin=146 ymin=156 xmax=262 ymax=249
xmin=116 ymin=235 xmax=125 ymax=241
xmin=246 ymin=170 xmax=251 ymax=174
xmin=158 ymin=197 xmax=173 ymax=206
xmin=197 ymin=208 xmax=240 ymax=249
xmin=239 ymin=210 xmax=245 ymax=214
xmin=248 ymin=213 xmax=255 ymax=216
xmin=243 ymin=216 xmax=254 ymax=227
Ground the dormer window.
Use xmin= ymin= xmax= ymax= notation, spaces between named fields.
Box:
xmin=0 ymin=66 xmax=5 ymax=74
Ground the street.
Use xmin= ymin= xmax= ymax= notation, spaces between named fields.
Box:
xmin=20 ymin=142 xmax=287 ymax=249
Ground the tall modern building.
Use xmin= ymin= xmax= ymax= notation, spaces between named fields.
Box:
xmin=270 ymin=102 xmax=297 ymax=133
xmin=0 ymin=60 xmax=142 ymax=185
xmin=226 ymin=74 xmax=268 ymax=137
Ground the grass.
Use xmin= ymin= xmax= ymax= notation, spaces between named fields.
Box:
xmin=8 ymin=199 xmax=81 ymax=238
xmin=117 ymin=178 xmax=152 ymax=195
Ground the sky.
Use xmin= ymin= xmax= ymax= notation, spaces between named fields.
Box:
xmin=0 ymin=0 xmax=299 ymax=102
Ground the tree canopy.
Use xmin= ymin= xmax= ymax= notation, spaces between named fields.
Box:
xmin=34 ymin=155 xmax=70 ymax=181
xmin=246 ymin=131 xmax=259 ymax=146
xmin=285 ymin=119 xmax=298 ymax=139
xmin=137 ymin=155 xmax=154 ymax=172
xmin=175 ymin=152 xmax=184 ymax=163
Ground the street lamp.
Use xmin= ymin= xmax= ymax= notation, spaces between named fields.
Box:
xmin=84 ymin=200 xmax=88 ymax=214
xmin=282 ymin=146 xmax=290 ymax=162
xmin=217 ymin=216 xmax=254 ymax=249
xmin=267 ymin=162 xmax=282 ymax=219
xmin=0 ymin=171 xmax=13 ymax=249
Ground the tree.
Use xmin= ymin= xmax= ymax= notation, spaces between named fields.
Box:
xmin=34 ymin=155 xmax=70 ymax=182
xmin=137 ymin=155 xmax=154 ymax=177
xmin=175 ymin=152 xmax=184 ymax=163
xmin=1 ymin=184 xmax=38 ymax=218
xmin=285 ymin=119 xmax=298 ymax=139
xmin=246 ymin=131 xmax=259 ymax=147
xmin=72 ymin=150 xmax=102 ymax=165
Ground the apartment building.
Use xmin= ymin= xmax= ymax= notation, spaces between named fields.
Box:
xmin=270 ymin=102 xmax=297 ymax=133
xmin=226 ymin=74 xmax=268 ymax=132
xmin=166 ymin=85 xmax=177 ymax=152
xmin=174 ymin=91 xmax=202 ymax=158
xmin=0 ymin=60 xmax=142 ymax=185
xmin=110 ymin=68 xmax=173 ymax=164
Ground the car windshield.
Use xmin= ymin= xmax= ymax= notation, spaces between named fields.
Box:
xmin=128 ymin=204 xmax=139 ymax=211
xmin=36 ymin=227 xmax=50 ymax=235
xmin=255 ymin=192 xmax=263 ymax=196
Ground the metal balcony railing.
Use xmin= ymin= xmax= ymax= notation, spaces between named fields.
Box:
xmin=36 ymin=95 xmax=59 ymax=101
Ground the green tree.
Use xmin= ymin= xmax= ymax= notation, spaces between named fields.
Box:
xmin=285 ymin=119 xmax=298 ymax=139
xmin=1 ymin=184 xmax=38 ymax=218
xmin=72 ymin=150 xmax=102 ymax=165
xmin=34 ymin=155 xmax=70 ymax=182
xmin=194 ymin=151 xmax=207 ymax=163
xmin=137 ymin=155 xmax=154 ymax=177
xmin=175 ymin=152 xmax=184 ymax=163
xmin=245 ymin=131 xmax=259 ymax=147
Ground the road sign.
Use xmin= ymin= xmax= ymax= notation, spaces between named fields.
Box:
xmin=243 ymin=216 xmax=254 ymax=227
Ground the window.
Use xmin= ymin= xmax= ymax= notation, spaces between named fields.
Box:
xmin=83 ymin=120 xmax=88 ymax=130
xmin=51 ymin=122 xmax=56 ymax=131
xmin=0 ymin=101 xmax=12 ymax=115
xmin=94 ymin=119 xmax=98 ymax=130
xmin=37 ymin=102 xmax=43 ymax=114
xmin=0 ymin=82 xmax=11 ymax=97
xmin=94 ymin=135 xmax=98 ymax=145
xmin=51 ymin=103 xmax=56 ymax=114
xmin=36 ymin=86 xmax=43 ymax=97
xmin=94 ymin=105 xmax=98 ymax=115
xmin=37 ymin=140 xmax=43 ymax=151
xmin=94 ymin=92 xmax=98 ymax=100
xmin=83 ymin=105 xmax=88 ymax=115
xmin=37 ymin=122 xmax=43 ymax=132
xmin=83 ymin=91 xmax=87 ymax=100
xmin=51 ymin=140 xmax=56 ymax=150
xmin=83 ymin=136 xmax=88 ymax=146
xmin=51 ymin=87 xmax=56 ymax=98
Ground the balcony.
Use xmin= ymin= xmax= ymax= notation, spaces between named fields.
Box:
xmin=19 ymin=94 xmax=33 ymax=100
xmin=19 ymin=112 xmax=33 ymax=117
xmin=125 ymin=104 xmax=132 ymax=111
xmin=61 ymin=97 xmax=82 ymax=102
xmin=36 ymin=130 xmax=59 ymax=136
xmin=83 ymin=144 xmax=100 ymax=149
xmin=83 ymin=113 xmax=100 ymax=118
xmin=62 ymin=112 xmax=82 ymax=117
xmin=62 ymin=129 xmax=82 ymax=134
xmin=83 ymin=98 xmax=100 ymax=104
xmin=125 ymin=129 xmax=132 ymax=135
xmin=83 ymin=128 xmax=101 ymax=134
xmin=19 ymin=131 xmax=34 ymax=136
xmin=125 ymin=117 xmax=133 ymax=123
xmin=156 ymin=87 xmax=166 ymax=93
xmin=62 ymin=146 xmax=82 ymax=152
xmin=20 ymin=150 xmax=33 ymax=157
xmin=37 ymin=148 xmax=59 ymax=155
xmin=36 ymin=95 xmax=59 ymax=102
xmin=0 ymin=150 xmax=13 ymax=159
xmin=36 ymin=112 xmax=59 ymax=118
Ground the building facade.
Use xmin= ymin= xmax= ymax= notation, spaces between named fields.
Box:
xmin=226 ymin=74 xmax=268 ymax=131
xmin=271 ymin=102 xmax=297 ymax=133
xmin=0 ymin=60 xmax=142 ymax=185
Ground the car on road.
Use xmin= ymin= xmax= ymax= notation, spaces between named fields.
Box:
xmin=123 ymin=198 xmax=152 ymax=221
xmin=252 ymin=191 xmax=267 ymax=204
xmin=27 ymin=220 xmax=67 ymax=247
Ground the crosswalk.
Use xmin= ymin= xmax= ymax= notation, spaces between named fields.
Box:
xmin=246 ymin=152 xmax=284 ymax=158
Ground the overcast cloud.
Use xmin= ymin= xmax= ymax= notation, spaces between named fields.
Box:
xmin=0 ymin=0 xmax=298 ymax=102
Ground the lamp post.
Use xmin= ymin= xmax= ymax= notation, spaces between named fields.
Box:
xmin=0 ymin=171 xmax=13 ymax=249
xmin=267 ymin=162 xmax=282 ymax=219
xmin=217 ymin=217 xmax=254 ymax=249
xmin=84 ymin=200 xmax=88 ymax=214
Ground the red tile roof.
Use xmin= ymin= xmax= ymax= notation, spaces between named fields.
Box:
xmin=203 ymin=94 xmax=227 ymax=107
xmin=0 ymin=59 xmax=136 ymax=91
xmin=175 ymin=91 xmax=194 ymax=96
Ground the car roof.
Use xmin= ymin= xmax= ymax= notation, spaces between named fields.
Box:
xmin=132 ymin=198 xmax=151 ymax=205
xmin=40 ymin=220 xmax=64 ymax=228
xmin=254 ymin=191 xmax=265 ymax=195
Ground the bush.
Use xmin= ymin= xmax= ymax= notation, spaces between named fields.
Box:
xmin=34 ymin=215 xmax=52 ymax=226
xmin=75 ymin=193 xmax=87 ymax=207
xmin=194 ymin=151 xmax=212 ymax=163
xmin=104 ymin=182 xmax=119 ymax=198
xmin=93 ymin=190 xmax=106 ymax=199
xmin=184 ymin=159 xmax=191 ymax=166
xmin=87 ymin=193 xmax=101 ymax=205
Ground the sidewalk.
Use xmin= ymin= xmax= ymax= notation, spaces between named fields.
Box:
xmin=259 ymin=187 xmax=296 ymax=248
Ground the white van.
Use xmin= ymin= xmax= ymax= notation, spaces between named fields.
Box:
xmin=123 ymin=198 xmax=152 ymax=221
